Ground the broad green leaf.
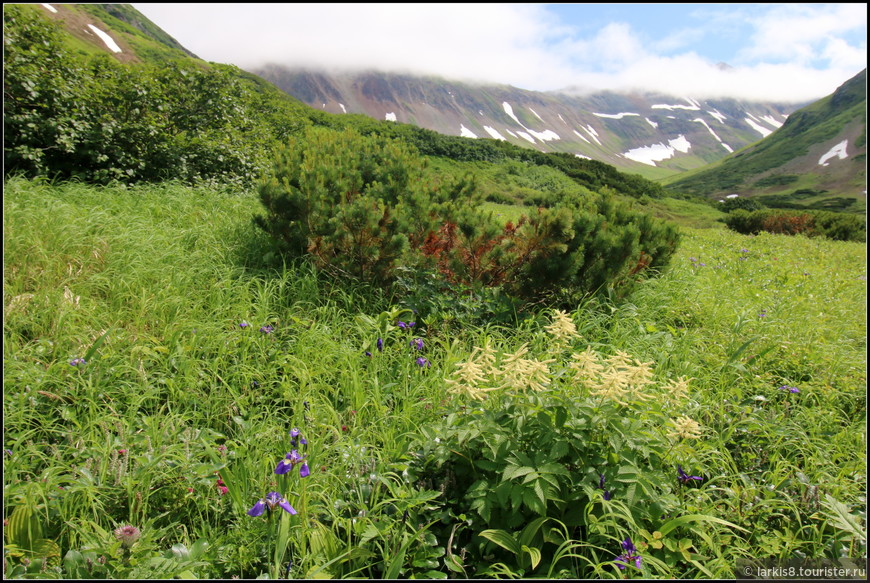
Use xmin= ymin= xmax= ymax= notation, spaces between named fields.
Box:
xmin=522 ymin=544 xmax=542 ymax=570
xmin=480 ymin=529 xmax=521 ymax=555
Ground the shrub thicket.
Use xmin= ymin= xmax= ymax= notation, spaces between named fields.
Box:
xmin=724 ymin=208 xmax=866 ymax=242
xmin=3 ymin=5 xmax=310 ymax=186
xmin=255 ymin=128 xmax=681 ymax=305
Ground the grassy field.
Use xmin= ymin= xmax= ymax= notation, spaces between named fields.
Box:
xmin=3 ymin=177 xmax=866 ymax=578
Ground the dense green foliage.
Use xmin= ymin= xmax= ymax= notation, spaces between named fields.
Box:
xmin=4 ymin=3 xmax=681 ymax=206
xmin=719 ymin=197 xmax=765 ymax=213
xmin=3 ymin=4 xmax=312 ymax=185
xmin=4 ymin=179 xmax=865 ymax=578
xmin=254 ymin=127 xmax=681 ymax=305
xmin=3 ymin=6 xmax=866 ymax=578
xmin=723 ymin=208 xmax=866 ymax=242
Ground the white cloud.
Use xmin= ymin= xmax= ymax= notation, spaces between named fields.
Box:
xmin=737 ymin=4 xmax=866 ymax=66
xmin=132 ymin=3 xmax=866 ymax=102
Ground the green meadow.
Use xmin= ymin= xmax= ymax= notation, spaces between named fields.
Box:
xmin=3 ymin=176 xmax=866 ymax=578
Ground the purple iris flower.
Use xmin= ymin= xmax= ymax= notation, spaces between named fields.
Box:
xmin=614 ymin=537 xmax=642 ymax=570
xmin=365 ymin=351 xmax=372 ymax=357
xmin=260 ymin=325 xmax=274 ymax=334
xmin=677 ymin=465 xmax=703 ymax=485
xmin=239 ymin=321 xmax=250 ymax=328
xmin=778 ymin=385 xmax=800 ymax=393
xmin=377 ymin=338 xmax=384 ymax=351
xmin=289 ymin=429 xmax=307 ymax=449
xmin=275 ymin=449 xmax=307 ymax=475
xmin=598 ymin=474 xmax=613 ymax=500
xmin=69 ymin=358 xmax=86 ymax=366
xmin=410 ymin=338 xmax=424 ymax=351
xmin=248 ymin=491 xmax=297 ymax=516
xmin=415 ymin=357 xmax=430 ymax=368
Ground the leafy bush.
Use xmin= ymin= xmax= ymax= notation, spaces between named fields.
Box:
xmin=253 ymin=126 xmax=478 ymax=284
xmin=719 ymin=197 xmax=765 ymax=213
xmin=3 ymin=5 xmax=311 ymax=186
xmin=404 ymin=313 xmax=738 ymax=577
xmin=255 ymin=128 xmax=680 ymax=305
xmin=724 ymin=209 xmax=866 ymax=242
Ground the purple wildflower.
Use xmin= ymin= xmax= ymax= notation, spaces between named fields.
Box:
xmin=410 ymin=338 xmax=424 ymax=351
xmin=377 ymin=338 xmax=384 ymax=352
xmin=415 ymin=357 xmax=430 ymax=368
xmin=677 ymin=465 xmax=703 ymax=485
xmin=260 ymin=325 xmax=274 ymax=334
xmin=365 ymin=351 xmax=372 ymax=357
xmin=275 ymin=449 xmax=307 ymax=476
xmin=614 ymin=537 xmax=642 ymax=570
xmin=597 ymin=474 xmax=613 ymax=500
xmin=239 ymin=321 xmax=250 ymax=328
xmin=248 ymin=491 xmax=296 ymax=516
xmin=778 ymin=385 xmax=800 ymax=393
xmin=69 ymin=358 xmax=86 ymax=366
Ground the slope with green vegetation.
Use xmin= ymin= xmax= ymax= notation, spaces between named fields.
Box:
xmin=4 ymin=5 xmax=866 ymax=578
xmin=4 ymin=177 xmax=865 ymax=578
xmin=665 ymin=69 xmax=866 ymax=213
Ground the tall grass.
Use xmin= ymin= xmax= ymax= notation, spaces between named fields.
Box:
xmin=4 ymin=177 xmax=866 ymax=578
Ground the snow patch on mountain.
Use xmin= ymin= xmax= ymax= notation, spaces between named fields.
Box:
xmin=706 ymin=109 xmax=727 ymax=124
xmin=483 ymin=126 xmax=507 ymax=140
xmin=501 ymin=102 xmax=560 ymax=144
xmin=339 ymin=103 xmax=347 ymax=114
xmin=516 ymin=131 xmax=536 ymax=144
xmin=818 ymin=139 xmax=849 ymax=166
xmin=744 ymin=113 xmax=773 ymax=137
xmin=623 ymin=134 xmax=692 ymax=166
xmin=593 ymin=112 xmax=640 ymax=119
xmin=529 ymin=108 xmax=545 ymax=122
xmin=41 ymin=4 xmax=57 ymax=13
xmin=460 ymin=124 xmax=477 ymax=138
xmin=760 ymin=115 xmax=784 ymax=128
xmin=503 ymin=102 xmax=522 ymax=126
xmin=581 ymin=125 xmax=601 ymax=145
xmin=645 ymin=118 xmax=658 ymax=129
xmin=385 ymin=112 xmax=397 ymax=122
xmin=87 ymin=24 xmax=122 ymax=53
xmin=572 ymin=130 xmax=591 ymax=144
xmin=651 ymin=98 xmax=701 ymax=111
xmin=693 ymin=118 xmax=733 ymax=153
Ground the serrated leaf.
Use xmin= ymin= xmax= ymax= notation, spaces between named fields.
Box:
xmin=821 ymin=494 xmax=866 ymax=542
xmin=505 ymin=465 xmax=536 ymax=481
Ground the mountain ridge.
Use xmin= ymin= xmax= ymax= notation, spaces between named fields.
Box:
xmin=252 ymin=64 xmax=805 ymax=180
xmin=664 ymin=68 xmax=866 ymax=213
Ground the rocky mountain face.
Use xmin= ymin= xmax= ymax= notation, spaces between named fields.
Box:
xmin=251 ymin=64 xmax=805 ymax=178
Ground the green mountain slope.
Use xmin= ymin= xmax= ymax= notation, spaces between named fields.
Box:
xmin=4 ymin=2 xmax=679 ymax=210
xmin=664 ymin=69 xmax=866 ymax=214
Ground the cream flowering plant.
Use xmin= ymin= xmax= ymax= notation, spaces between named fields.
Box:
xmin=408 ymin=309 xmax=728 ymax=578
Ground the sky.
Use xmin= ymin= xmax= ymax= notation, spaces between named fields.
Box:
xmin=131 ymin=3 xmax=867 ymax=102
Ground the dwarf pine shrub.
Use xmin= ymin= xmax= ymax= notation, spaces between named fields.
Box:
xmin=255 ymin=127 xmax=681 ymax=304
